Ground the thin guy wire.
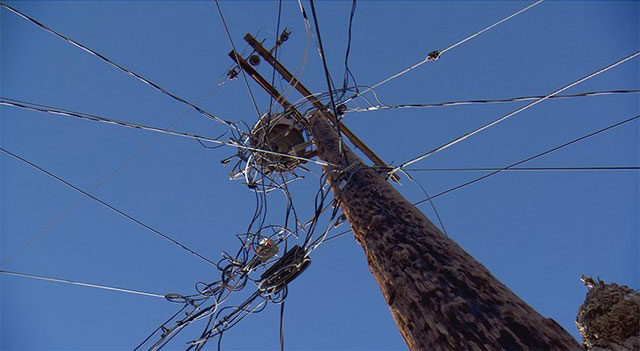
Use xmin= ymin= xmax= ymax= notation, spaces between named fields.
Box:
xmin=0 ymin=270 xmax=165 ymax=298
xmin=0 ymin=146 xmax=218 ymax=267
xmin=0 ymin=97 xmax=331 ymax=167
xmin=348 ymin=89 xmax=640 ymax=112
xmin=396 ymin=51 xmax=640 ymax=171
xmin=0 ymin=2 xmax=238 ymax=131
xmin=345 ymin=0 xmax=544 ymax=104
xmin=413 ymin=114 xmax=640 ymax=205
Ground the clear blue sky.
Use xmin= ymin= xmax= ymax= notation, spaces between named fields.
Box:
xmin=1 ymin=1 xmax=638 ymax=350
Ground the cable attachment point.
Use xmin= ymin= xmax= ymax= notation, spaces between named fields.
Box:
xmin=255 ymin=237 xmax=279 ymax=262
xmin=259 ymin=245 xmax=310 ymax=294
xmin=248 ymin=54 xmax=261 ymax=66
xmin=164 ymin=293 xmax=191 ymax=304
xmin=427 ymin=50 xmax=441 ymax=61
xmin=336 ymin=103 xmax=347 ymax=116
xmin=227 ymin=68 xmax=239 ymax=80
xmin=277 ymin=28 xmax=292 ymax=45
xmin=333 ymin=214 xmax=347 ymax=228
xmin=336 ymin=161 xmax=363 ymax=190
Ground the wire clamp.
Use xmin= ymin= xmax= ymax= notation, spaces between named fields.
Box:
xmin=427 ymin=50 xmax=441 ymax=61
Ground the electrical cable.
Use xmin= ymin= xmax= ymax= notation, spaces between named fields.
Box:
xmin=0 ymin=270 xmax=165 ymax=298
xmin=339 ymin=0 xmax=359 ymax=102
xmin=347 ymin=89 xmax=640 ymax=113
xmin=440 ymin=0 xmax=544 ymax=55
xmin=0 ymin=97 xmax=331 ymax=167
xmin=396 ymin=168 xmax=448 ymax=236
xmin=413 ymin=114 xmax=640 ymax=205
xmin=1 ymin=85 xmax=225 ymax=268
xmin=279 ymin=301 xmax=286 ymax=351
xmin=408 ymin=166 xmax=640 ymax=172
xmin=0 ymin=2 xmax=239 ymax=131
xmin=308 ymin=0 xmax=342 ymax=132
xmin=395 ymin=51 xmax=640 ymax=172
xmin=344 ymin=0 xmax=545 ymax=104
xmin=268 ymin=0 xmax=284 ymax=118
xmin=0 ymin=146 xmax=218 ymax=267
xmin=213 ymin=0 xmax=262 ymax=120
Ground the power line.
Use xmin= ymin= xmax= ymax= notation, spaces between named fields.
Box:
xmin=268 ymin=0 xmax=284 ymax=118
xmin=408 ymin=166 xmax=639 ymax=172
xmin=340 ymin=0 xmax=358 ymax=101
xmin=308 ymin=0 xmax=348 ymax=159
xmin=213 ymin=0 xmax=262 ymax=120
xmin=0 ymin=2 xmax=237 ymax=130
xmin=348 ymin=89 xmax=640 ymax=112
xmin=414 ymin=114 xmax=640 ymax=205
xmin=0 ymin=146 xmax=218 ymax=267
xmin=0 ymin=97 xmax=331 ymax=167
xmin=321 ymin=228 xmax=351 ymax=244
xmin=345 ymin=0 xmax=544 ymax=104
xmin=0 ymin=270 xmax=165 ymax=298
xmin=440 ymin=0 xmax=544 ymax=55
xmin=395 ymin=51 xmax=640 ymax=171
xmin=1 ymin=85 xmax=225 ymax=268
xmin=308 ymin=0 xmax=340 ymax=121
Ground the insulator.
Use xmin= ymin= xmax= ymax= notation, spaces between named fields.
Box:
xmin=227 ymin=68 xmax=238 ymax=79
xmin=249 ymin=54 xmax=261 ymax=66
xmin=280 ymin=28 xmax=291 ymax=42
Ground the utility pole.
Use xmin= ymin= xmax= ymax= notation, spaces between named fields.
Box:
xmin=234 ymin=33 xmax=583 ymax=351
xmin=307 ymin=112 xmax=581 ymax=350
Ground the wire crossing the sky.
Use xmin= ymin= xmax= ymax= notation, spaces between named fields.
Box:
xmin=214 ymin=0 xmax=262 ymax=120
xmin=413 ymin=114 xmax=640 ymax=205
xmin=0 ymin=270 xmax=166 ymax=298
xmin=0 ymin=146 xmax=218 ymax=268
xmin=0 ymin=97 xmax=331 ymax=167
xmin=395 ymin=51 xmax=640 ymax=172
xmin=348 ymin=89 xmax=640 ymax=112
xmin=408 ymin=166 xmax=640 ymax=172
xmin=345 ymin=0 xmax=544 ymax=104
xmin=0 ymin=2 xmax=238 ymax=131
xmin=2 ymin=84 xmax=227 ymax=268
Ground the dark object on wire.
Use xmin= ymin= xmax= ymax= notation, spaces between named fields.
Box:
xmin=259 ymin=245 xmax=310 ymax=293
xmin=427 ymin=50 xmax=441 ymax=61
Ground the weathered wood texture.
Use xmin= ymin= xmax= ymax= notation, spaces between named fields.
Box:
xmin=577 ymin=277 xmax=640 ymax=351
xmin=308 ymin=111 xmax=582 ymax=351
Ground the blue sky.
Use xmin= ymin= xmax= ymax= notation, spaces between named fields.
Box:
xmin=1 ymin=1 xmax=638 ymax=350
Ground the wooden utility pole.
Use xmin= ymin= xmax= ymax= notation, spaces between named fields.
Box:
xmin=232 ymin=34 xmax=583 ymax=350
xmin=308 ymin=111 xmax=582 ymax=350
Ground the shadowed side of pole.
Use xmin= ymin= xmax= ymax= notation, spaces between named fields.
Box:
xmin=308 ymin=111 xmax=581 ymax=350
